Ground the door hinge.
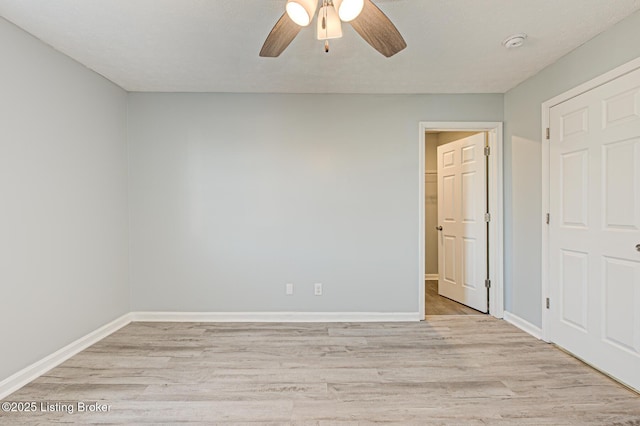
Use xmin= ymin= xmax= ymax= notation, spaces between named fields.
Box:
xmin=484 ymin=146 xmax=491 ymax=156
xmin=484 ymin=212 xmax=491 ymax=222
xmin=485 ymin=279 xmax=491 ymax=289
xmin=546 ymin=213 xmax=550 ymax=224
xmin=546 ymin=298 xmax=550 ymax=309
xmin=546 ymin=128 xmax=550 ymax=140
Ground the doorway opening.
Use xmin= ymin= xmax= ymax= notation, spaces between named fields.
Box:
xmin=418 ymin=122 xmax=504 ymax=320
xmin=425 ymin=131 xmax=486 ymax=315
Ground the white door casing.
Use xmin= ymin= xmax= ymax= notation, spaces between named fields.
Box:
xmin=548 ymin=66 xmax=640 ymax=391
xmin=418 ymin=121 xmax=503 ymax=320
xmin=436 ymin=133 xmax=488 ymax=313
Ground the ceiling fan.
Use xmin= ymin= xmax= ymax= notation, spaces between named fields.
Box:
xmin=260 ymin=0 xmax=406 ymax=58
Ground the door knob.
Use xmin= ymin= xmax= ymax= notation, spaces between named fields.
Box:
xmin=636 ymin=244 xmax=640 ymax=252
xmin=435 ymin=226 xmax=443 ymax=231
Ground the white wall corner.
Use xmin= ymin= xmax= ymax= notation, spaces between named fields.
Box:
xmin=503 ymin=311 xmax=542 ymax=340
xmin=0 ymin=313 xmax=133 ymax=400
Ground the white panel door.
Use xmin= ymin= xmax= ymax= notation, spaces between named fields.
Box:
xmin=549 ymin=66 xmax=640 ymax=391
xmin=437 ymin=133 xmax=487 ymax=312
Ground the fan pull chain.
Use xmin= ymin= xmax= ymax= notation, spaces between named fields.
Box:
xmin=322 ymin=0 xmax=329 ymax=52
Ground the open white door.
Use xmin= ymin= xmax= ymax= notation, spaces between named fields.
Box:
xmin=549 ymin=66 xmax=640 ymax=391
xmin=436 ymin=133 xmax=487 ymax=313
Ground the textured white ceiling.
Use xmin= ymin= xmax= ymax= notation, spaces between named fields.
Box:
xmin=1 ymin=0 xmax=639 ymax=93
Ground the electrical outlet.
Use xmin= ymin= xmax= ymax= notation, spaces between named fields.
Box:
xmin=314 ymin=283 xmax=323 ymax=296
xmin=286 ymin=283 xmax=294 ymax=295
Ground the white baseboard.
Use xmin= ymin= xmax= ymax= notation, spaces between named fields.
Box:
xmin=0 ymin=313 xmax=132 ymax=400
xmin=424 ymin=274 xmax=438 ymax=280
xmin=131 ymin=311 xmax=422 ymax=323
xmin=503 ymin=311 xmax=542 ymax=340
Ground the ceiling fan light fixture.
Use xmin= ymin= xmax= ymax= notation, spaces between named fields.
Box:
xmin=333 ymin=0 xmax=364 ymax=22
xmin=317 ymin=3 xmax=343 ymax=40
xmin=286 ymin=0 xmax=317 ymax=26
xmin=260 ymin=0 xmax=406 ymax=58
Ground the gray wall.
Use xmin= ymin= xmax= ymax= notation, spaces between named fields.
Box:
xmin=128 ymin=93 xmax=503 ymax=312
xmin=0 ymin=18 xmax=129 ymax=382
xmin=503 ymin=9 xmax=640 ymax=326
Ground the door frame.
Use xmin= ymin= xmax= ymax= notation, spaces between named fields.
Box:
xmin=540 ymin=56 xmax=640 ymax=342
xmin=418 ymin=122 xmax=504 ymax=319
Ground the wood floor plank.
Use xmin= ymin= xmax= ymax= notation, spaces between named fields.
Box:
xmin=1 ymin=317 xmax=638 ymax=424
xmin=425 ymin=279 xmax=484 ymax=315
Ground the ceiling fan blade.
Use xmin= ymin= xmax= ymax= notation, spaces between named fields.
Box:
xmin=350 ymin=0 xmax=407 ymax=57
xmin=260 ymin=13 xmax=302 ymax=57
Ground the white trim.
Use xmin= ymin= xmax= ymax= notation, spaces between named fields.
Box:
xmin=424 ymin=274 xmax=438 ymax=280
xmin=488 ymin=126 xmax=505 ymax=319
xmin=504 ymin=311 xmax=542 ymax=340
xmin=131 ymin=311 xmax=421 ymax=322
xmin=540 ymin=56 xmax=640 ymax=343
xmin=0 ymin=313 xmax=132 ymax=400
xmin=418 ymin=125 xmax=426 ymax=318
xmin=543 ymin=56 xmax=640 ymax=111
xmin=541 ymin=103 xmax=551 ymax=342
xmin=418 ymin=122 xmax=504 ymax=319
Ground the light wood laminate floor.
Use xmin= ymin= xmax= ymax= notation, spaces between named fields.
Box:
xmin=425 ymin=280 xmax=485 ymax=316
xmin=2 ymin=317 xmax=639 ymax=424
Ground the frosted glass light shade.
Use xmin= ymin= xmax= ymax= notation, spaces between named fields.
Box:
xmin=316 ymin=4 xmax=342 ymax=40
xmin=286 ymin=0 xmax=317 ymax=26
xmin=333 ymin=0 xmax=363 ymax=22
